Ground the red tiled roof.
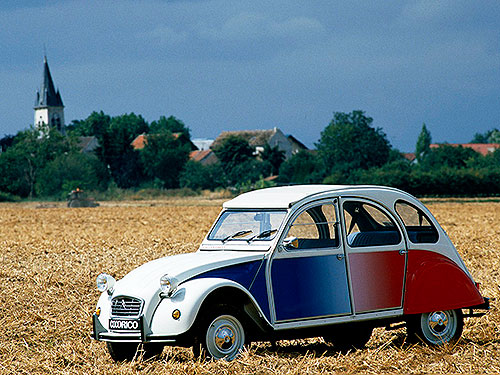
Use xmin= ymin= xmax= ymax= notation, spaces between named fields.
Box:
xmin=131 ymin=134 xmax=147 ymax=150
xmin=190 ymin=150 xmax=212 ymax=162
xmin=430 ymin=143 xmax=500 ymax=156
xmin=402 ymin=153 xmax=416 ymax=162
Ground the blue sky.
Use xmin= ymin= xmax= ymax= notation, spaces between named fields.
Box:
xmin=1 ymin=0 xmax=499 ymax=151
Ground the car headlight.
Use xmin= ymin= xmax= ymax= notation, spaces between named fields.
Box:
xmin=96 ymin=273 xmax=116 ymax=294
xmin=160 ymin=274 xmax=178 ymax=296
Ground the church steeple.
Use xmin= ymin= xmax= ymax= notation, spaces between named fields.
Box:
xmin=34 ymin=55 xmax=65 ymax=133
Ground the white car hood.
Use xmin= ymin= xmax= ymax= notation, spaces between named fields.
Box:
xmin=112 ymin=250 xmax=265 ymax=300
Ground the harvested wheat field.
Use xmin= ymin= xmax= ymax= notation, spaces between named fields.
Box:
xmin=0 ymin=198 xmax=499 ymax=374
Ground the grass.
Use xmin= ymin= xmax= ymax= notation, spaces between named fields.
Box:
xmin=0 ymin=200 xmax=498 ymax=374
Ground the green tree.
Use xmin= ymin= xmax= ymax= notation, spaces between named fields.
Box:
xmin=66 ymin=111 xmax=111 ymax=139
xmin=471 ymin=128 xmax=500 ymax=143
xmin=420 ymin=144 xmax=479 ymax=170
xmin=149 ymin=116 xmax=190 ymax=138
xmin=99 ymin=113 xmax=149 ymax=188
xmin=212 ymin=135 xmax=254 ymax=170
xmin=415 ymin=123 xmax=432 ymax=163
xmin=278 ymin=150 xmax=322 ymax=184
xmin=140 ymin=132 xmax=191 ymax=188
xmin=0 ymin=127 xmax=74 ymax=197
xmin=36 ymin=152 xmax=109 ymax=197
xmin=179 ymin=161 xmax=225 ymax=190
xmin=260 ymin=144 xmax=285 ymax=176
xmin=316 ymin=111 xmax=391 ymax=175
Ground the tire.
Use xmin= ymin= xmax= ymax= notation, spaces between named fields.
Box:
xmin=196 ymin=305 xmax=246 ymax=361
xmin=106 ymin=342 xmax=164 ymax=362
xmin=323 ymin=323 xmax=373 ymax=351
xmin=407 ymin=309 xmax=463 ymax=346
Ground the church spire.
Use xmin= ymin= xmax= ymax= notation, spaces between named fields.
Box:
xmin=34 ymin=55 xmax=65 ymax=133
xmin=34 ymin=55 xmax=64 ymax=108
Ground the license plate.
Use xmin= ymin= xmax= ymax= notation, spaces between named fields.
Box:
xmin=109 ymin=318 xmax=140 ymax=331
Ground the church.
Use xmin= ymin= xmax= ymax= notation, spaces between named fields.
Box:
xmin=34 ymin=56 xmax=65 ymax=133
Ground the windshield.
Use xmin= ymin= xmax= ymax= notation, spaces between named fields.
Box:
xmin=208 ymin=210 xmax=287 ymax=242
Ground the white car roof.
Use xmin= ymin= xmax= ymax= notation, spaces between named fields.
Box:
xmin=223 ymin=185 xmax=393 ymax=209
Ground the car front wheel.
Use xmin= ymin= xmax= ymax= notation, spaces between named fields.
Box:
xmin=407 ymin=309 xmax=463 ymax=345
xmin=196 ymin=306 xmax=246 ymax=361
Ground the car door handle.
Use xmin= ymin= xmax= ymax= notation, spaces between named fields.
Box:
xmin=399 ymin=250 xmax=408 ymax=255
xmin=337 ymin=254 xmax=345 ymax=260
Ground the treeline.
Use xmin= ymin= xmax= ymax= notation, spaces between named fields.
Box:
xmin=1 ymin=110 xmax=499 ymax=200
xmin=279 ymin=116 xmax=500 ymax=196
xmin=0 ymin=111 xmax=280 ymax=200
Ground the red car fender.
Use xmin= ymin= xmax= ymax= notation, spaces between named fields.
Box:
xmin=403 ymin=250 xmax=485 ymax=315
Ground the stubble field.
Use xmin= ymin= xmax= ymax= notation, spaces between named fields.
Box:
xmin=0 ymin=198 xmax=499 ymax=374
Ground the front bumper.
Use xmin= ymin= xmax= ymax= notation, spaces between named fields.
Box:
xmin=91 ymin=314 xmax=178 ymax=344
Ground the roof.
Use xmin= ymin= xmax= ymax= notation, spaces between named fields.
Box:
xmin=287 ymin=135 xmax=308 ymax=150
xmin=430 ymin=143 xmax=500 ymax=156
xmin=78 ymin=136 xmax=99 ymax=153
xmin=402 ymin=152 xmax=416 ymax=162
xmin=190 ymin=149 xmax=212 ymax=161
xmin=131 ymin=133 xmax=197 ymax=150
xmin=212 ymin=129 xmax=276 ymax=149
xmin=34 ymin=56 xmax=64 ymax=108
xmin=224 ymin=185 xmax=350 ymax=209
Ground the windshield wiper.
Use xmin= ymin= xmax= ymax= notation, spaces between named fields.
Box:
xmin=247 ymin=229 xmax=277 ymax=243
xmin=221 ymin=230 xmax=253 ymax=243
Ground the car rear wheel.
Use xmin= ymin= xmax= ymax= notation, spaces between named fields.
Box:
xmin=195 ymin=305 xmax=246 ymax=361
xmin=106 ymin=342 xmax=164 ymax=362
xmin=323 ymin=323 xmax=373 ymax=351
xmin=407 ymin=309 xmax=463 ymax=345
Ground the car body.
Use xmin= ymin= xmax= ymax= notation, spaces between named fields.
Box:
xmin=92 ymin=185 xmax=489 ymax=361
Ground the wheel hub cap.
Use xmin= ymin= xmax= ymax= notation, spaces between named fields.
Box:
xmin=215 ymin=326 xmax=235 ymax=350
xmin=428 ymin=311 xmax=449 ymax=334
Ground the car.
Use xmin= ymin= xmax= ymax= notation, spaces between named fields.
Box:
xmin=92 ymin=185 xmax=489 ymax=361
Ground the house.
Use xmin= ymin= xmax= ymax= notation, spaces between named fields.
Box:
xmin=189 ymin=150 xmax=218 ymax=165
xmin=211 ymin=128 xmax=307 ymax=160
xmin=78 ymin=136 xmax=99 ymax=154
xmin=430 ymin=143 xmax=500 ymax=156
xmin=131 ymin=133 xmax=197 ymax=151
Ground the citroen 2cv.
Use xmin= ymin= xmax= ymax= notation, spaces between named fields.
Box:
xmin=92 ymin=185 xmax=489 ymax=361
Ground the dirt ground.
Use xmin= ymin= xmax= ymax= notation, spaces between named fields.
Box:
xmin=0 ymin=199 xmax=498 ymax=374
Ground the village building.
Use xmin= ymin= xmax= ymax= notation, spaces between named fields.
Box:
xmin=211 ymin=127 xmax=307 ymax=160
xmin=430 ymin=143 xmax=500 ymax=156
xmin=34 ymin=56 xmax=65 ymax=134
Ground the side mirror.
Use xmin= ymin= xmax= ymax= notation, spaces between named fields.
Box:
xmin=283 ymin=236 xmax=299 ymax=249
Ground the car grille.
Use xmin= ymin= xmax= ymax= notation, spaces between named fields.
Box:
xmin=111 ymin=296 xmax=143 ymax=317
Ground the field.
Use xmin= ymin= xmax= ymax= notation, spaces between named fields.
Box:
xmin=0 ymin=199 xmax=499 ymax=374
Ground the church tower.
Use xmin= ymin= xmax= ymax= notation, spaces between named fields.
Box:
xmin=34 ymin=56 xmax=65 ymax=134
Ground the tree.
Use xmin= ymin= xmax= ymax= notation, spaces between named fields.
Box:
xmin=415 ymin=123 xmax=432 ymax=163
xmin=140 ymin=132 xmax=191 ymax=188
xmin=179 ymin=161 xmax=225 ymax=190
xmin=35 ymin=152 xmax=109 ymax=197
xmin=66 ymin=111 xmax=111 ymax=139
xmin=471 ymin=128 xmax=500 ymax=143
xmin=99 ymin=113 xmax=149 ymax=188
xmin=149 ymin=116 xmax=190 ymax=139
xmin=0 ymin=127 xmax=74 ymax=197
xmin=260 ymin=144 xmax=285 ymax=176
xmin=278 ymin=150 xmax=322 ymax=184
xmin=420 ymin=144 xmax=479 ymax=170
xmin=316 ymin=111 xmax=391 ymax=175
xmin=212 ymin=135 xmax=254 ymax=171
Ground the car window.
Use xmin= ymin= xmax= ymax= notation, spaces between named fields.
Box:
xmin=208 ymin=210 xmax=287 ymax=242
xmin=284 ymin=203 xmax=339 ymax=250
xmin=343 ymin=201 xmax=401 ymax=247
xmin=395 ymin=200 xmax=439 ymax=243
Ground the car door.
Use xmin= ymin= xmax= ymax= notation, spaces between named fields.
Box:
xmin=341 ymin=198 xmax=407 ymax=313
xmin=270 ymin=199 xmax=352 ymax=322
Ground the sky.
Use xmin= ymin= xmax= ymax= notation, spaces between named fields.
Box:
xmin=0 ymin=0 xmax=499 ymax=152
